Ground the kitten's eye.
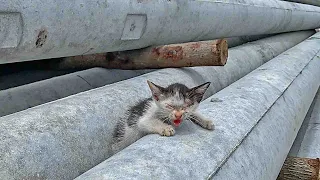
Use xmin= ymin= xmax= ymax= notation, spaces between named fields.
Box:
xmin=165 ymin=104 xmax=174 ymax=109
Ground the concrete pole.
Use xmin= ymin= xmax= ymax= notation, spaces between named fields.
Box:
xmin=0 ymin=34 xmax=267 ymax=89
xmin=0 ymin=68 xmax=152 ymax=117
xmin=1 ymin=0 xmax=320 ymax=64
xmin=76 ymin=32 xmax=320 ymax=180
xmin=283 ymin=0 xmax=320 ymax=7
xmin=0 ymin=69 xmax=76 ymax=90
xmin=226 ymin=34 xmax=273 ymax=48
xmin=0 ymin=31 xmax=315 ymax=180
xmin=0 ymin=32 xmax=293 ymax=117
xmin=289 ymin=88 xmax=320 ymax=158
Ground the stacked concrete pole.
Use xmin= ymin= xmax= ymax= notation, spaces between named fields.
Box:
xmin=1 ymin=0 xmax=320 ymax=179
xmin=0 ymin=33 xmax=270 ymax=90
xmin=0 ymin=68 xmax=152 ymax=117
xmin=0 ymin=31 xmax=315 ymax=180
xmin=0 ymin=33 xmax=276 ymax=118
xmin=283 ymin=0 xmax=320 ymax=7
xmin=289 ymin=88 xmax=320 ymax=158
xmin=1 ymin=0 xmax=320 ymax=64
xmin=76 ymin=32 xmax=320 ymax=180
xmin=277 ymin=88 xmax=320 ymax=179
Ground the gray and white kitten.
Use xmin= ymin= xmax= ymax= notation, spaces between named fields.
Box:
xmin=111 ymin=81 xmax=214 ymax=154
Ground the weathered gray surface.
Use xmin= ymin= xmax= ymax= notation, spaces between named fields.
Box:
xmin=76 ymin=33 xmax=320 ymax=180
xmin=283 ymin=0 xmax=320 ymax=7
xmin=0 ymin=31 xmax=314 ymax=180
xmin=0 ymin=68 xmax=151 ymax=117
xmin=1 ymin=0 xmax=320 ymax=64
xmin=0 ymin=33 xmax=268 ymax=89
xmin=0 ymin=70 xmax=75 ymax=90
xmin=0 ymin=31 xmax=312 ymax=118
xmin=289 ymin=88 xmax=320 ymax=158
xmin=226 ymin=34 xmax=272 ymax=48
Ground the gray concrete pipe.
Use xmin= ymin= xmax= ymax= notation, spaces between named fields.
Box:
xmin=283 ymin=0 xmax=320 ymax=7
xmin=0 ymin=31 xmax=300 ymax=117
xmin=289 ymin=88 xmax=320 ymax=158
xmin=0 ymin=30 xmax=315 ymax=180
xmin=0 ymin=33 xmax=269 ymax=90
xmin=1 ymin=0 xmax=320 ymax=64
xmin=76 ymin=32 xmax=320 ymax=180
xmin=0 ymin=70 xmax=76 ymax=90
xmin=226 ymin=34 xmax=273 ymax=48
xmin=0 ymin=68 xmax=152 ymax=117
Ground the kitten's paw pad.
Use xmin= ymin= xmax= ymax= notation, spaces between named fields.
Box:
xmin=161 ymin=126 xmax=175 ymax=136
xmin=204 ymin=120 xmax=215 ymax=130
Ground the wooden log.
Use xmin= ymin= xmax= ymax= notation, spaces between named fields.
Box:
xmin=56 ymin=39 xmax=228 ymax=70
xmin=277 ymin=156 xmax=320 ymax=180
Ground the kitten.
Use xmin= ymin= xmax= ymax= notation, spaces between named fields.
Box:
xmin=111 ymin=81 xmax=214 ymax=154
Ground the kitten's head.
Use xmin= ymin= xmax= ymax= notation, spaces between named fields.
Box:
xmin=147 ymin=80 xmax=210 ymax=127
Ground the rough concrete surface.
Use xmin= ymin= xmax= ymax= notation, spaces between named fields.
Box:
xmin=0 ymin=0 xmax=320 ymax=64
xmin=289 ymin=88 xmax=320 ymax=158
xmin=283 ymin=0 xmax=320 ymax=7
xmin=0 ymin=68 xmax=152 ymax=117
xmin=76 ymin=33 xmax=320 ymax=180
xmin=0 ymin=31 xmax=315 ymax=180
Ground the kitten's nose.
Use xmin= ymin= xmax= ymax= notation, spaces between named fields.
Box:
xmin=174 ymin=111 xmax=182 ymax=119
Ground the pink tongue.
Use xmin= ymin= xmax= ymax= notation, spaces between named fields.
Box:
xmin=173 ymin=119 xmax=182 ymax=127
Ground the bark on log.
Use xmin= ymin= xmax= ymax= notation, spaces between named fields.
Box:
xmin=56 ymin=39 xmax=228 ymax=70
xmin=277 ymin=156 xmax=320 ymax=180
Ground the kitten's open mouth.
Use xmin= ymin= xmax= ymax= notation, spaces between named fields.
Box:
xmin=173 ymin=119 xmax=182 ymax=127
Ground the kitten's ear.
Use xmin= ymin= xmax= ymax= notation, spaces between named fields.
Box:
xmin=147 ymin=80 xmax=164 ymax=101
xmin=188 ymin=82 xmax=211 ymax=103
xmin=193 ymin=82 xmax=211 ymax=94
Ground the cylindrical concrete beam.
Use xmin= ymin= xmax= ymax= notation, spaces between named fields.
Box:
xmin=283 ymin=0 xmax=320 ymax=7
xmin=0 ymin=69 xmax=76 ymax=90
xmin=76 ymin=32 xmax=320 ymax=180
xmin=289 ymin=88 xmax=320 ymax=158
xmin=1 ymin=0 xmax=320 ymax=64
xmin=0 ymin=31 xmax=315 ymax=180
xmin=0 ymin=32 xmax=292 ymax=117
xmin=226 ymin=34 xmax=273 ymax=48
xmin=0 ymin=68 xmax=152 ymax=117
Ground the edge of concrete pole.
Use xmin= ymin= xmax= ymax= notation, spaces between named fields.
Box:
xmin=0 ymin=30 xmax=315 ymax=180
xmin=289 ymin=88 xmax=320 ymax=158
xmin=1 ymin=0 xmax=320 ymax=64
xmin=0 ymin=68 xmax=152 ymax=117
xmin=283 ymin=0 xmax=320 ymax=7
xmin=75 ymin=32 xmax=320 ymax=180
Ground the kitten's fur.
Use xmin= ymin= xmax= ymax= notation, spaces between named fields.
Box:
xmin=111 ymin=81 xmax=214 ymax=154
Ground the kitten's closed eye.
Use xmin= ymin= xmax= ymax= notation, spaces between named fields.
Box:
xmin=153 ymin=95 xmax=159 ymax=101
xmin=165 ymin=104 xmax=174 ymax=110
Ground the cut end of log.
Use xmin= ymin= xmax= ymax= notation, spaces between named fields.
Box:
xmin=277 ymin=156 xmax=320 ymax=180
xmin=216 ymin=39 xmax=228 ymax=65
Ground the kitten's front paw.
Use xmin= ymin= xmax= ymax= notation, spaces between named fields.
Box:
xmin=204 ymin=120 xmax=215 ymax=130
xmin=160 ymin=125 xmax=175 ymax=136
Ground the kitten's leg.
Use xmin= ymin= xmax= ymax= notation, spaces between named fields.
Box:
xmin=138 ymin=116 xmax=175 ymax=136
xmin=189 ymin=113 xmax=214 ymax=130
